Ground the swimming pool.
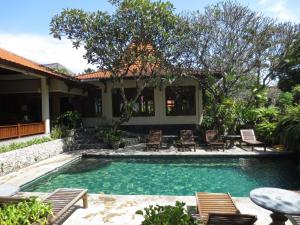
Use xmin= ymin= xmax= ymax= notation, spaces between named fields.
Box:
xmin=22 ymin=157 xmax=300 ymax=197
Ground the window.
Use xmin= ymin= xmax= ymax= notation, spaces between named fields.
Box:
xmin=112 ymin=88 xmax=155 ymax=117
xmin=165 ymin=86 xmax=196 ymax=116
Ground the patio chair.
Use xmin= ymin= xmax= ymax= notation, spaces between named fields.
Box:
xmin=0 ymin=188 xmax=88 ymax=225
xmin=146 ymin=130 xmax=162 ymax=151
xmin=240 ymin=129 xmax=266 ymax=151
xmin=195 ymin=192 xmax=257 ymax=225
xmin=205 ymin=130 xmax=225 ymax=151
xmin=179 ymin=130 xmax=196 ymax=151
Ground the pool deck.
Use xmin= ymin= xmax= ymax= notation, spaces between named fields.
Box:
xmin=0 ymin=148 xmax=296 ymax=225
xmin=17 ymin=192 xmax=293 ymax=225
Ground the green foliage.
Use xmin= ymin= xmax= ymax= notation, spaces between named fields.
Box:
xmin=50 ymin=0 xmax=185 ymax=129
xmin=255 ymin=122 xmax=277 ymax=144
xmin=50 ymin=125 xmax=67 ymax=139
xmin=54 ymin=111 xmax=81 ymax=129
xmin=276 ymin=36 xmax=300 ymax=92
xmin=292 ymin=85 xmax=300 ymax=103
xmin=278 ymin=92 xmax=293 ymax=110
xmin=0 ymin=197 xmax=52 ymax=225
xmin=0 ymin=137 xmax=52 ymax=154
xmin=99 ymin=127 xmax=122 ymax=148
xmin=275 ymin=104 xmax=300 ymax=152
xmin=136 ymin=201 xmax=197 ymax=225
xmin=249 ymin=106 xmax=279 ymax=124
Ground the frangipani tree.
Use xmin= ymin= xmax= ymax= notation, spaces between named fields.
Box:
xmin=50 ymin=0 xmax=186 ymax=130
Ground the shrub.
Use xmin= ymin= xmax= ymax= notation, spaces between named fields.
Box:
xmin=50 ymin=125 xmax=67 ymax=139
xmin=136 ymin=201 xmax=197 ymax=225
xmin=275 ymin=104 xmax=300 ymax=152
xmin=277 ymin=92 xmax=293 ymax=110
xmin=54 ymin=111 xmax=81 ymax=130
xmin=0 ymin=197 xmax=52 ymax=225
xmin=255 ymin=122 xmax=277 ymax=144
xmin=98 ymin=127 xmax=122 ymax=149
xmin=0 ymin=137 xmax=52 ymax=153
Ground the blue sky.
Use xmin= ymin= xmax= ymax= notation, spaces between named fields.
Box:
xmin=0 ymin=0 xmax=299 ymax=73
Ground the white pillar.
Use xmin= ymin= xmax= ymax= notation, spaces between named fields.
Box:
xmin=41 ymin=77 xmax=50 ymax=134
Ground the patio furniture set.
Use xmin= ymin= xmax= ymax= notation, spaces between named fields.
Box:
xmin=1 ymin=186 xmax=299 ymax=225
xmin=146 ymin=129 xmax=266 ymax=152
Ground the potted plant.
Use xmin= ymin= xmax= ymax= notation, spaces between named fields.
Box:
xmin=108 ymin=132 xmax=121 ymax=149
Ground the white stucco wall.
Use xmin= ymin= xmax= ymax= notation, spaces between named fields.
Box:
xmin=0 ymin=74 xmax=86 ymax=96
xmin=83 ymin=78 xmax=203 ymax=127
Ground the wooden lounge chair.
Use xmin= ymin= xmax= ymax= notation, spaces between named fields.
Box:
xmin=240 ymin=129 xmax=266 ymax=151
xmin=179 ymin=130 xmax=196 ymax=151
xmin=146 ymin=130 xmax=162 ymax=151
xmin=0 ymin=188 xmax=88 ymax=225
xmin=195 ymin=192 xmax=257 ymax=225
xmin=205 ymin=130 xmax=225 ymax=151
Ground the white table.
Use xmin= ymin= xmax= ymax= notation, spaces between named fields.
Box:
xmin=250 ymin=188 xmax=300 ymax=225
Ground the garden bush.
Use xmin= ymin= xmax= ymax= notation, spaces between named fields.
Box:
xmin=136 ymin=201 xmax=197 ymax=225
xmin=275 ymin=104 xmax=300 ymax=152
xmin=0 ymin=137 xmax=52 ymax=154
xmin=0 ymin=197 xmax=52 ymax=225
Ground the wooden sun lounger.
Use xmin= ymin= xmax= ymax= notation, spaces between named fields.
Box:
xmin=146 ymin=130 xmax=162 ymax=151
xmin=205 ymin=130 xmax=225 ymax=151
xmin=179 ymin=130 xmax=196 ymax=151
xmin=196 ymin=192 xmax=257 ymax=225
xmin=0 ymin=188 xmax=88 ymax=225
xmin=240 ymin=129 xmax=266 ymax=151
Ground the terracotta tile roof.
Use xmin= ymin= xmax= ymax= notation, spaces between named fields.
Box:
xmin=0 ymin=47 xmax=74 ymax=80
xmin=76 ymin=63 xmax=163 ymax=80
xmin=76 ymin=71 xmax=112 ymax=80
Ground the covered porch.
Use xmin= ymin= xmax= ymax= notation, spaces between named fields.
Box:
xmin=0 ymin=48 xmax=96 ymax=140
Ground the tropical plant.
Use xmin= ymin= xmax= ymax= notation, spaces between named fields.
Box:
xmin=275 ymin=104 xmax=300 ymax=152
xmin=99 ymin=127 xmax=122 ymax=149
xmin=50 ymin=125 xmax=67 ymax=139
xmin=55 ymin=111 xmax=81 ymax=130
xmin=255 ymin=122 xmax=277 ymax=144
xmin=0 ymin=197 xmax=52 ymax=225
xmin=277 ymin=91 xmax=293 ymax=111
xmin=136 ymin=201 xmax=197 ymax=225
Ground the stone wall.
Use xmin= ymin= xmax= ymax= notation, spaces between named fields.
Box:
xmin=0 ymin=139 xmax=68 ymax=176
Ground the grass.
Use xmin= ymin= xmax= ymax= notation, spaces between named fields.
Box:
xmin=0 ymin=137 xmax=53 ymax=153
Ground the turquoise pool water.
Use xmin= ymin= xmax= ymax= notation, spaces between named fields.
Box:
xmin=23 ymin=157 xmax=300 ymax=197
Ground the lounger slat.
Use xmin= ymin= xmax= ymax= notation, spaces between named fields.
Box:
xmin=46 ymin=188 xmax=88 ymax=224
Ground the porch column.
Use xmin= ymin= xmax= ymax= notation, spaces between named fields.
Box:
xmin=41 ymin=77 xmax=50 ymax=134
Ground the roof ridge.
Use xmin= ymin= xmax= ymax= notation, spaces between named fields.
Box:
xmin=0 ymin=47 xmax=52 ymax=71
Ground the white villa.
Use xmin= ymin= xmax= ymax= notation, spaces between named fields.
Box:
xmin=0 ymin=47 xmax=203 ymax=139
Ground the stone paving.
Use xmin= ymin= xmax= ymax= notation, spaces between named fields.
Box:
xmin=18 ymin=192 xmax=292 ymax=225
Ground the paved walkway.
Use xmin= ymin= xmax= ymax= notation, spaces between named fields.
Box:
xmin=17 ymin=192 xmax=292 ymax=225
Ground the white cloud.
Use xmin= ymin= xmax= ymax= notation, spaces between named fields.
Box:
xmin=0 ymin=33 xmax=94 ymax=73
xmin=256 ymin=0 xmax=299 ymax=22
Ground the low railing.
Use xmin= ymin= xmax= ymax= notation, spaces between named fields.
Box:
xmin=0 ymin=122 xmax=45 ymax=140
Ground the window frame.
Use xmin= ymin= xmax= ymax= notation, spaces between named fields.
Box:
xmin=112 ymin=87 xmax=155 ymax=117
xmin=165 ymin=85 xmax=196 ymax=116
